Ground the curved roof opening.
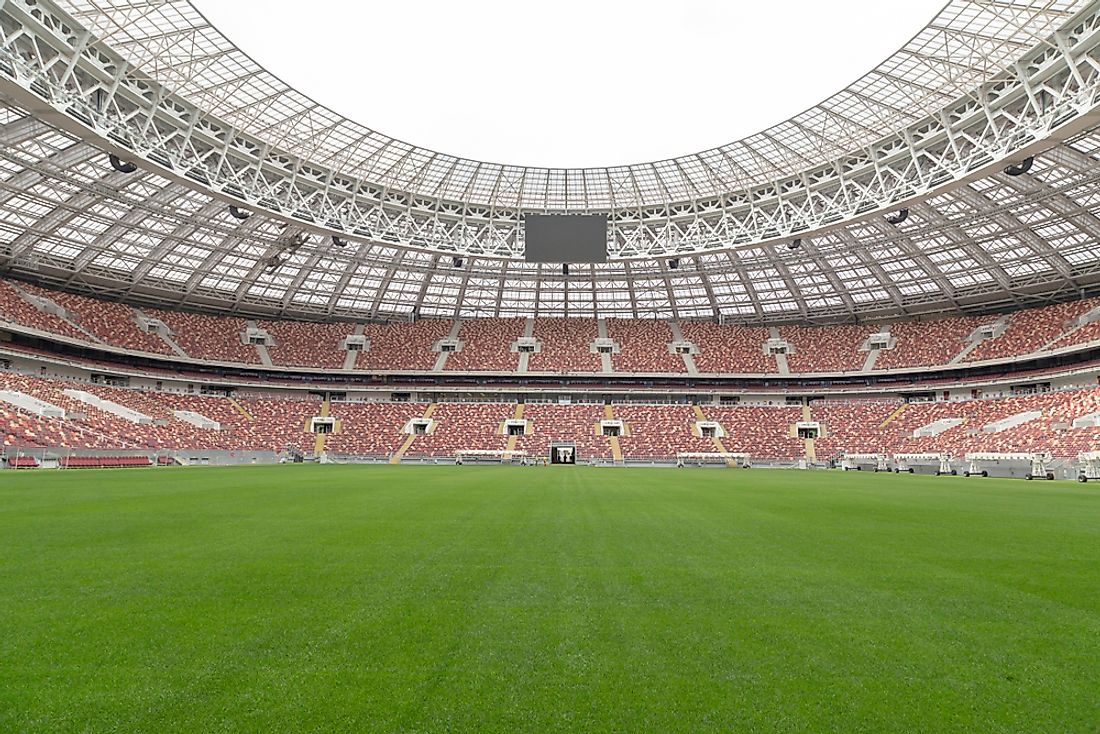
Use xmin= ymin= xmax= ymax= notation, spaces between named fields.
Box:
xmin=195 ymin=0 xmax=944 ymax=168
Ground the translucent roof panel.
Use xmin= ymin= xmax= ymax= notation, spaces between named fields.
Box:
xmin=55 ymin=0 xmax=1085 ymax=209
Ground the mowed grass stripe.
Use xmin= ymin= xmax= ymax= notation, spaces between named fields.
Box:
xmin=0 ymin=466 xmax=1097 ymax=733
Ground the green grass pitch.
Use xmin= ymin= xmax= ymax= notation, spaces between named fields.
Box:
xmin=1 ymin=465 xmax=1098 ymax=733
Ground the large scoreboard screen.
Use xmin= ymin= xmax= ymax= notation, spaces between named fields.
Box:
xmin=523 ymin=214 xmax=608 ymax=263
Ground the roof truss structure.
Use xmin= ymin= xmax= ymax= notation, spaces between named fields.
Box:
xmin=0 ymin=1 xmax=1100 ymax=321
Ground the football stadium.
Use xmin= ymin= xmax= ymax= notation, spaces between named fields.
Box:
xmin=2 ymin=0 xmax=1100 ymax=731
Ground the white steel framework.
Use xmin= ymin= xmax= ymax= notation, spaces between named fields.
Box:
xmin=2 ymin=1 xmax=1100 ymax=320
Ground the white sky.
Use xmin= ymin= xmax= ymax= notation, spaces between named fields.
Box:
xmin=195 ymin=0 xmax=946 ymax=168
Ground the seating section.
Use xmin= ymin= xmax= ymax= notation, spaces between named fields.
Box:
xmin=964 ymin=299 xmax=1100 ymax=362
xmin=7 ymin=276 xmax=1100 ymax=375
xmin=0 ymin=372 xmax=319 ymax=452
xmin=874 ymin=316 xmax=988 ymax=370
xmin=515 ymin=403 xmax=612 ymax=461
xmin=149 ymin=310 xmax=260 ymax=364
xmin=404 ymin=402 xmax=512 ymax=457
xmin=607 ymin=319 xmax=685 ymax=373
xmin=812 ymin=400 xmax=908 ymax=457
xmin=615 ymin=404 xmax=712 ymax=458
xmin=0 ymin=280 xmax=88 ymax=341
xmin=680 ymin=322 xmax=773 ymax=373
xmin=527 ymin=319 xmax=601 ymax=372
xmin=324 ymin=402 xmax=427 ymax=457
xmin=17 ymin=283 xmax=174 ymax=355
xmin=357 ymin=320 xmax=452 ymax=371
xmin=811 ymin=389 xmax=1100 ymax=460
xmin=7 ymin=455 xmax=39 ymax=468
xmin=1048 ymin=304 xmax=1100 ymax=351
xmin=782 ymin=325 xmax=873 ymax=373
xmin=446 ymin=318 xmax=523 ymax=371
xmin=705 ymin=405 xmax=805 ymax=459
xmin=7 ymin=370 xmax=1100 ymax=462
xmin=260 ymin=320 xmax=350 ymax=369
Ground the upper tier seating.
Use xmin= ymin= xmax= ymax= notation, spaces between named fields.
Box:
xmin=527 ymin=319 xmax=602 ymax=372
xmin=782 ymin=325 xmax=873 ymax=373
xmin=446 ymin=318 xmax=524 ymax=371
xmin=1047 ymin=303 xmax=1100 ymax=351
xmin=8 ymin=275 xmax=1100 ymax=376
xmin=148 ymin=310 xmax=260 ymax=364
xmin=6 ymin=277 xmax=1100 ymax=378
xmin=680 ymin=322 xmax=773 ymax=374
xmin=0 ymin=280 xmax=88 ymax=342
xmin=17 ymin=283 xmax=174 ymax=355
xmin=607 ymin=319 xmax=685 ymax=373
xmin=356 ymin=320 xmax=452 ymax=371
xmin=260 ymin=320 xmax=350 ymax=369
xmin=964 ymin=298 xmax=1100 ymax=362
xmin=874 ymin=316 xmax=988 ymax=370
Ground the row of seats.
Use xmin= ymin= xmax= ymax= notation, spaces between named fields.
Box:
xmin=9 ymin=275 xmax=1100 ymax=373
xmin=59 ymin=455 xmax=153 ymax=468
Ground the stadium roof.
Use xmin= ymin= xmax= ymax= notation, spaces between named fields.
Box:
xmin=45 ymin=0 xmax=1087 ymax=208
xmin=2 ymin=0 xmax=1100 ymax=321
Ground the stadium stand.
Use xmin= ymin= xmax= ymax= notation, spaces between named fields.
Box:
xmin=9 ymin=273 xmax=1100 ymax=377
xmin=874 ymin=316 xmax=988 ymax=370
xmin=10 ymin=359 xmax=1100 ymax=464
xmin=18 ymin=285 xmax=175 ymax=355
xmin=680 ymin=322 xmax=773 ymax=374
xmin=707 ymin=405 xmax=805 ymax=460
xmin=149 ymin=310 xmax=260 ymax=364
xmin=260 ymin=320 xmax=350 ymax=369
xmin=615 ymin=404 xmax=713 ymax=458
xmin=325 ymin=401 xmax=428 ymax=458
xmin=356 ymin=320 xmax=452 ymax=371
xmin=515 ymin=403 xmax=613 ymax=461
xmin=446 ymin=318 xmax=524 ymax=371
xmin=964 ymin=299 xmax=1100 ymax=362
xmin=1048 ymin=315 xmax=1100 ymax=352
xmin=606 ymin=319 xmax=685 ymax=373
xmin=404 ymin=402 xmax=513 ymax=457
xmin=0 ymin=280 xmax=89 ymax=342
xmin=527 ymin=319 xmax=602 ymax=372
xmin=782 ymin=325 xmax=873 ymax=373
xmin=812 ymin=399 xmax=909 ymax=457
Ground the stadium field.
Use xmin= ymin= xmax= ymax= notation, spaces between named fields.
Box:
xmin=1 ymin=465 xmax=1098 ymax=733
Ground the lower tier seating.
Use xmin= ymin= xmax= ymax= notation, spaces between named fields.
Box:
xmin=6 ymin=370 xmax=1100 ymax=463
